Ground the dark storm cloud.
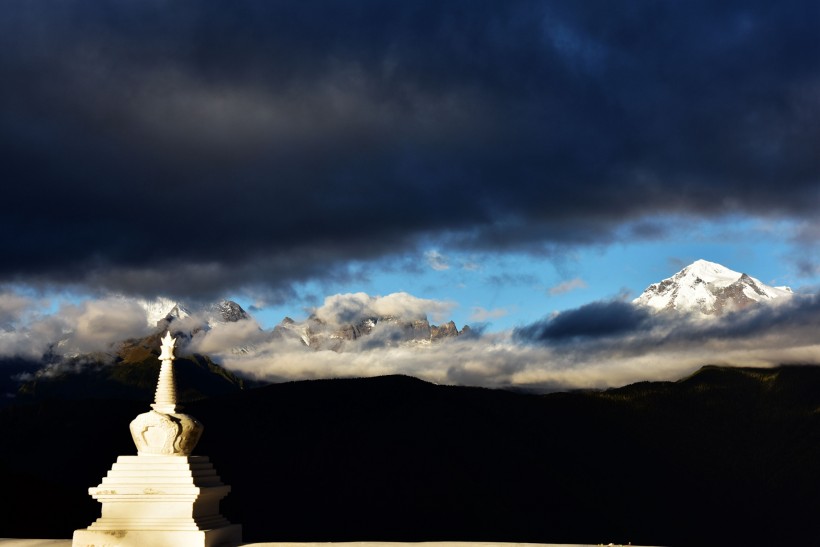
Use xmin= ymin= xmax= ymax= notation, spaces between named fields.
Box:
xmin=514 ymin=300 xmax=651 ymax=342
xmin=515 ymin=294 xmax=820 ymax=367
xmin=2 ymin=1 xmax=819 ymax=298
xmin=662 ymin=294 xmax=820 ymax=345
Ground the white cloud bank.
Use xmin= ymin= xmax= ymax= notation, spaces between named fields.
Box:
xmin=210 ymin=328 xmax=820 ymax=392
xmin=312 ymin=292 xmax=455 ymax=327
xmin=196 ymin=293 xmax=820 ymax=391
xmin=0 ymin=292 xmax=154 ymax=359
xmin=2 ymin=288 xmax=820 ymax=392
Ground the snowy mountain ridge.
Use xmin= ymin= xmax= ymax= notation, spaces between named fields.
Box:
xmin=135 ymin=297 xmax=467 ymax=353
xmin=136 ymin=298 xmax=249 ymax=328
xmin=137 ymin=297 xmax=191 ymax=327
xmin=633 ymin=259 xmax=792 ymax=316
xmin=272 ymin=314 xmax=469 ymax=351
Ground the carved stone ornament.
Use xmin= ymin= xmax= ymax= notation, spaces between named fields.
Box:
xmin=130 ymin=408 xmax=204 ymax=455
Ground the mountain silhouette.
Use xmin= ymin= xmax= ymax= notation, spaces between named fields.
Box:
xmin=9 ymin=330 xmax=247 ymax=406
xmin=1 ymin=366 xmax=818 ymax=546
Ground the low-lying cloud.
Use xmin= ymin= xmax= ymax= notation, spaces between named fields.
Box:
xmin=0 ymin=295 xmax=154 ymax=360
xmin=4 ymin=288 xmax=820 ymax=392
xmin=312 ymin=292 xmax=455 ymax=327
xmin=195 ymin=292 xmax=820 ymax=391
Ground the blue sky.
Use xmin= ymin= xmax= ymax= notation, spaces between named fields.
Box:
xmin=236 ymin=215 xmax=819 ymax=332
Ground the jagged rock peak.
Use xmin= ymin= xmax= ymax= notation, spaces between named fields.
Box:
xmin=273 ymin=314 xmax=470 ymax=351
xmin=209 ymin=300 xmax=250 ymax=323
xmin=431 ymin=320 xmax=459 ymax=340
xmin=633 ymin=259 xmax=793 ymax=316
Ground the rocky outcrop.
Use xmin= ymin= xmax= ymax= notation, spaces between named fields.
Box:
xmin=210 ymin=300 xmax=251 ymax=323
xmin=431 ymin=320 xmax=459 ymax=340
xmin=274 ymin=315 xmax=470 ymax=351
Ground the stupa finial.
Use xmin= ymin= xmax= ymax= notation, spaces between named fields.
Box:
xmin=152 ymin=331 xmax=178 ymax=413
xmin=159 ymin=330 xmax=176 ymax=361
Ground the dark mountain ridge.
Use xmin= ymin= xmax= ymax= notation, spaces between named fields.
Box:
xmin=4 ymin=329 xmax=249 ymax=407
xmin=1 ymin=366 xmax=818 ymax=546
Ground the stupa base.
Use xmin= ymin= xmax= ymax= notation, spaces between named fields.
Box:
xmin=72 ymin=523 xmax=241 ymax=547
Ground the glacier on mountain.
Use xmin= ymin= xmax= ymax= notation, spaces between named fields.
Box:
xmin=136 ymin=297 xmax=191 ymax=327
xmin=633 ymin=259 xmax=792 ymax=316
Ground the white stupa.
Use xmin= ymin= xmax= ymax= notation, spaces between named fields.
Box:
xmin=72 ymin=332 xmax=242 ymax=547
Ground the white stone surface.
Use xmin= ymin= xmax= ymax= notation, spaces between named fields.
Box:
xmin=72 ymin=454 xmax=240 ymax=545
xmin=4 ymin=542 xmax=651 ymax=547
xmin=245 ymin=544 xmax=631 ymax=547
xmin=130 ymin=409 xmax=204 ymax=455
xmin=72 ymin=526 xmax=241 ymax=547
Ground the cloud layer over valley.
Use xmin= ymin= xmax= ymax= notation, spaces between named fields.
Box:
xmin=213 ymin=293 xmax=820 ymax=390
xmin=3 ymin=289 xmax=820 ymax=392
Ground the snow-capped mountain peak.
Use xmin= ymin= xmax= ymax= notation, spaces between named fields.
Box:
xmin=137 ymin=297 xmax=191 ymax=327
xmin=136 ymin=297 xmax=252 ymax=328
xmin=206 ymin=300 xmax=251 ymax=326
xmin=633 ymin=259 xmax=792 ymax=316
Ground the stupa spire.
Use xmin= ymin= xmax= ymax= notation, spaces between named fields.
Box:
xmin=151 ymin=331 xmax=179 ymax=413
xmin=128 ymin=331 xmax=203 ymax=456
